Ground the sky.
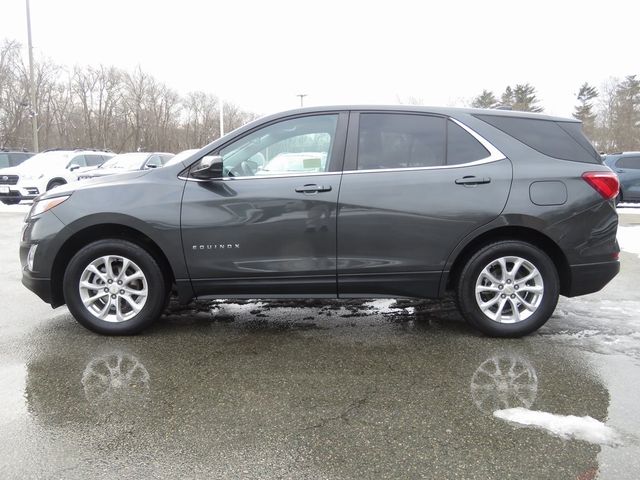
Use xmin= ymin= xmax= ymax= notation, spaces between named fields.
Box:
xmin=2 ymin=0 xmax=639 ymax=117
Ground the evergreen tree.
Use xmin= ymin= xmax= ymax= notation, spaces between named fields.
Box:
xmin=471 ymin=90 xmax=498 ymax=109
xmin=611 ymin=75 xmax=640 ymax=151
xmin=573 ymin=82 xmax=598 ymax=139
xmin=511 ymin=83 xmax=543 ymax=112
xmin=500 ymin=86 xmax=514 ymax=109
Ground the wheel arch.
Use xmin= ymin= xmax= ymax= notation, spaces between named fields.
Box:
xmin=50 ymin=223 xmax=176 ymax=307
xmin=46 ymin=177 xmax=67 ymax=190
xmin=443 ymin=225 xmax=570 ymax=296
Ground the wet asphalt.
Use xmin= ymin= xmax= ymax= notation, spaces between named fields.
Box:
xmin=1 ymin=207 xmax=640 ymax=479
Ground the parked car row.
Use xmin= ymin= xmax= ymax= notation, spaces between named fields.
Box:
xmin=602 ymin=152 xmax=640 ymax=204
xmin=0 ymin=149 xmax=179 ymax=205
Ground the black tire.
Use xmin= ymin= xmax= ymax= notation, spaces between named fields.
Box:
xmin=456 ymin=240 xmax=559 ymax=337
xmin=63 ymin=239 xmax=167 ymax=335
xmin=615 ymin=191 xmax=622 ymax=206
xmin=47 ymin=180 xmax=66 ymax=191
xmin=1 ymin=198 xmax=20 ymax=205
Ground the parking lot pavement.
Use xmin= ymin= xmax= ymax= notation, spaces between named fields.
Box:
xmin=1 ymin=206 xmax=639 ymax=479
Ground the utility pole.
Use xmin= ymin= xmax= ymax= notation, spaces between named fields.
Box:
xmin=219 ymin=97 xmax=224 ymax=138
xmin=297 ymin=94 xmax=307 ymax=107
xmin=26 ymin=0 xmax=39 ymax=152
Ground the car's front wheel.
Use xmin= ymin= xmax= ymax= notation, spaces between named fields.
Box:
xmin=63 ymin=239 xmax=167 ymax=335
xmin=456 ymin=240 xmax=559 ymax=337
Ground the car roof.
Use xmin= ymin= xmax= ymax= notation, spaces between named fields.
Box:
xmin=255 ymin=105 xmax=579 ymax=123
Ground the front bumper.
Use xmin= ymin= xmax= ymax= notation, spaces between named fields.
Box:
xmin=21 ymin=267 xmax=55 ymax=305
xmin=0 ymin=185 xmax=39 ymax=201
xmin=565 ymin=260 xmax=620 ymax=297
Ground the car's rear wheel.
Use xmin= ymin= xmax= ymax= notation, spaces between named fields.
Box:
xmin=456 ymin=241 xmax=559 ymax=337
xmin=63 ymin=239 xmax=167 ymax=335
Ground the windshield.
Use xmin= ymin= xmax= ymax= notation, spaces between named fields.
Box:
xmin=17 ymin=151 xmax=72 ymax=170
xmin=100 ymin=153 xmax=149 ymax=169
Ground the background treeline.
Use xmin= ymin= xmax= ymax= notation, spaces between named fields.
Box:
xmin=2 ymin=37 xmax=639 ymax=154
xmin=0 ymin=39 xmax=257 ymax=153
xmin=470 ymin=79 xmax=640 ymax=152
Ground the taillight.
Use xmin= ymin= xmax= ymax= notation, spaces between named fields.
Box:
xmin=582 ymin=171 xmax=619 ymax=200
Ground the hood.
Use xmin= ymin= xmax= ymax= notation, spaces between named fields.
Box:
xmin=0 ymin=166 xmax=22 ymax=176
xmin=78 ymin=168 xmax=123 ymax=179
xmin=41 ymin=170 xmax=152 ymax=199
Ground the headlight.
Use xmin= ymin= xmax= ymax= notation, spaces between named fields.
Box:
xmin=30 ymin=195 xmax=70 ymax=217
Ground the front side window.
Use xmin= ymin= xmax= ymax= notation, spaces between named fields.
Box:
xmin=69 ymin=155 xmax=87 ymax=168
xmin=219 ymin=114 xmax=338 ymax=177
xmin=85 ymin=154 xmax=104 ymax=166
xmin=618 ymin=157 xmax=640 ymax=169
xmin=357 ymin=114 xmax=446 ymax=170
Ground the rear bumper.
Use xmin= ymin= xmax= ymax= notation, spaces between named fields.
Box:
xmin=565 ymin=260 xmax=620 ymax=297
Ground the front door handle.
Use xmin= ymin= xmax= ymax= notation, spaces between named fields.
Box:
xmin=295 ymin=184 xmax=332 ymax=194
xmin=455 ymin=176 xmax=491 ymax=185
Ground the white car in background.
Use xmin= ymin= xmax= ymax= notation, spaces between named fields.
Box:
xmin=0 ymin=149 xmax=113 ymax=204
xmin=163 ymin=149 xmax=199 ymax=167
xmin=77 ymin=152 xmax=174 ymax=180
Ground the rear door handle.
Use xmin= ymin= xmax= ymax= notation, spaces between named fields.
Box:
xmin=295 ymin=184 xmax=332 ymax=194
xmin=455 ymin=176 xmax=491 ymax=185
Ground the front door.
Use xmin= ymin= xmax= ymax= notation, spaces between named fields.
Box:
xmin=181 ymin=112 xmax=347 ymax=298
xmin=337 ymin=112 xmax=512 ymax=298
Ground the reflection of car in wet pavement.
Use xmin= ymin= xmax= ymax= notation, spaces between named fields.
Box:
xmin=20 ymin=107 xmax=621 ymax=337
xmin=22 ymin=304 xmax=608 ymax=479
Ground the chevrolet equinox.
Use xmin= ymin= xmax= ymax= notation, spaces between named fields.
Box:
xmin=20 ymin=106 xmax=620 ymax=336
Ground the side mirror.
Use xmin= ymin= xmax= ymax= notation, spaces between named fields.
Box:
xmin=190 ymin=155 xmax=223 ymax=180
xmin=69 ymin=164 xmax=80 ymax=171
xmin=145 ymin=163 xmax=158 ymax=169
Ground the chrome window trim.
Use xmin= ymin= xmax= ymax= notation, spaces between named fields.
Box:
xmin=180 ymin=171 xmax=342 ymax=182
xmin=180 ymin=117 xmax=507 ymax=182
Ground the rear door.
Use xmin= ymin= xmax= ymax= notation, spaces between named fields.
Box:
xmin=337 ymin=112 xmax=512 ymax=298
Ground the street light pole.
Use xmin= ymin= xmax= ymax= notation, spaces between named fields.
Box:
xmin=26 ymin=0 xmax=38 ymax=152
xmin=219 ymin=96 xmax=224 ymax=138
xmin=297 ymin=94 xmax=307 ymax=107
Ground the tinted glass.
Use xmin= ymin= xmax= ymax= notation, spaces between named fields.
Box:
xmin=0 ymin=153 xmax=9 ymax=168
xmin=70 ymin=155 xmax=87 ymax=167
xmin=357 ymin=114 xmax=445 ymax=170
xmin=475 ymin=115 xmax=601 ymax=164
xmin=219 ymin=114 xmax=338 ymax=177
xmin=145 ymin=155 xmax=163 ymax=168
xmin=85 ymin=154 xmax=104 ymax=166
xmin=447 ymin=120 xmax=490 ymax=165
xmin=618 ymin=157 xmax=640 ymax=169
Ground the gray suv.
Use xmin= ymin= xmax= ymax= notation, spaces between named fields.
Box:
xmin=20 ymin=106 xmax=620 ymax=337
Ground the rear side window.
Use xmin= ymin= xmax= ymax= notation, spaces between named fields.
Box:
xmin=475 ymin=114 xmax=601 ymax=164
xmin=447 ymin=120 xmax=490 ymax=165
xmin=617 ymin=157 xmax=640 ymax=169
xmin=357 ymin=114 xmax=445 ymax=170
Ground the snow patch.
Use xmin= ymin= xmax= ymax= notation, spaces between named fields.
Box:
xmin=363 ymin=299 xmax=399 ymax=313
xmin=617 ymin=226 xmax=640 ymax=259
xmin=494 ymin=407 xmax=621 ymax=446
